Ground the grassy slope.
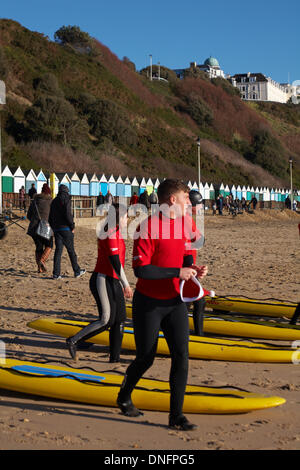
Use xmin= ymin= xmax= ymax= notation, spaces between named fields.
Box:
xmin=1 ymin=19 xmax=299 ymax=187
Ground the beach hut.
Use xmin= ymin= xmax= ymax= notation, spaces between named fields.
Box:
xmin=124 ymin=177 xmax=132 ymax=198
xmin=246 ymin=186 xmax=252 ymax=201
xmin=89 ymin=173 xmax=99 ymax=197
xmin=154 ymin=178 xmax=160 ymax=192
xmin=236 ymin=185 xmax=242 ymax=199
xmin=70 ymin=172 xmax=81 ymax=196
xmin=259 ymin=188 xmax=263 ymax=202
xmin=146 ymin=178 xmax=154 ymax=195
xmin=131 ymin=177 xmax=139 ymax=196
xmin=80 ymin=173 xmax=90 ymax=197
xmin=36 ymin=169 xmax=47 ymax=193
xmin=25 ymin=169 xmax=37 ymax=194
xmin=48 ymin=173 xmax=59 ymax=198
xmin=108 ymin=175 xmax=117 ymax=197
xmin=231 ymin=185 xmax=237 ymax=199
xmin=57 ymin=173 xmax=71 ymax=191
xmin=270 ymin=188 xmax=275 ymax=201
xmin=209 ymin=184 xmax=215 ymax=200
xmin=241 ymin=185 xmax=247 ymax=200
xmin=203 ymin=183 xmax=210 ymax=200
xmin=263 ymin=187 xmax=270 ymax=202
xmin=1 ymin=166 xmax=13 ymax=193
xmin=116 ymin=176 xmax=125 ymax=197
xmin=139 ymin=177 xmax=147 ymax=194
xmin=99 ymin=174 xmax=108 ymax=196
xmin=191 ymin=181 xmax=199 ymax=191
xmin=218 ymin=183 xmax=224 ymax=197
xmin=224 ymin=184 xmax=230 ymax=197
xmin=187 ymin=181 xmax=193 ymax=189
xmin=13 ymin=166 xmax=26 ymax=193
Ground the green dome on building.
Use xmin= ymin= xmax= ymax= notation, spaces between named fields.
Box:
xmin=204 ymin=57 xmax=220 ymax=67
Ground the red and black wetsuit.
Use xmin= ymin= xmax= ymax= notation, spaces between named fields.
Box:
xmin=118 ymin=211 xmax=200 ymax=419
xmin=69 ymin=226 xmax=129 ymax=361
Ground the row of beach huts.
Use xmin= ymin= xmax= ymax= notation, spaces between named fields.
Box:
xmin=1 ymin=165 xmax=299 ymax=204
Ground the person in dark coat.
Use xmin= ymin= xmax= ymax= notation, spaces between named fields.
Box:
xmin=49 ymin=184 xmax=85 ymax=280
xmin=96 ymin=191 xmax=105 ymax=206
xmin=28 ymin=184 xmax=37 ymax=200
xmin=27 ymin=183 xmax=53 ymax=273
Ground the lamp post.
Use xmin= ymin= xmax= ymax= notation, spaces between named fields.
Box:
xmin=158 ymin=61 xmax=160 ymax=81
xmin=149 ymin=54 xmax=153 ymax=81
xmin=289 ymin=158 xmax=293 ymax=210
xmin=197 ymin=137 xmax=201 ymax=192
xmin=0 ymin=80 xmax=6 ymax=215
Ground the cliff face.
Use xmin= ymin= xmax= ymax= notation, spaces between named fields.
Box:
xmin=1 ymin=19 xmax=299 ymax=187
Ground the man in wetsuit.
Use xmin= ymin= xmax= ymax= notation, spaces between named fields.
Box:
xmin=117 ymin=179 xmax=207 ymax=431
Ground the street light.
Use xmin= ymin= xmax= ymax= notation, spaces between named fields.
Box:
xmin=149 ymin=54 xmax=153 ymax=81
xmin=289 ymin=158 xmax=293 ymax=210
xmin=0 ymin=80 xmax=6 ymax=215
xmin=197 ymin=137 xmax=201 ymax=191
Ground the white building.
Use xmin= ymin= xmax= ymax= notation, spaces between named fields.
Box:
xmin=174 ymin=56 xmax=225 ymax=80
xmin=230 ymin=73 xmax=297 ymax=103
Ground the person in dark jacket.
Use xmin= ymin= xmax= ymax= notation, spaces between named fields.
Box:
xmin=27 ymin=183 xmax=53 ymax=273
xmin=49 ymin=184 xmax=85 ymax=280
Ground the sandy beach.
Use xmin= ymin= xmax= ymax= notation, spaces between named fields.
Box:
xmin=0 ymin=208 xmax=300 ymax=451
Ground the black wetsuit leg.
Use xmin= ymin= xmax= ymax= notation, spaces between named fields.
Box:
xmin=118 ymin=290 xmax=189 ymax=418
xmin=192 ymin=298 xmax=206 ymax=336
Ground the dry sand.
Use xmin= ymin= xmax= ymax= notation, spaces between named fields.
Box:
xmin=0 ymin=208 xmax=299 ymax=451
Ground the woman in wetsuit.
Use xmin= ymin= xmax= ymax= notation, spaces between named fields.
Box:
xmin=66 ymin=203 xmax=132 ymax=362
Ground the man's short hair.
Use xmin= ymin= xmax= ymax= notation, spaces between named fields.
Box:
xmin=157 ymin=179 xmax=189 ymax=204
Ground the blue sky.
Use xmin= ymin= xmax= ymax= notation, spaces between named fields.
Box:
xmin=1 ymin=0 xmax=299 ymax=84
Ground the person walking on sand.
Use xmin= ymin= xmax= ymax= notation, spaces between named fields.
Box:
xmin=66 ymin=203 xmax=132 ymax=362
xmin=19 ymin=186 xmax=26 ymax=211
xmin=117 ymin=179 xmax=208 ymax=431
xmin=49 ymin=184 xmax=85 ymax=280
xmin=27 ymin=183 xmax=53 ymax=273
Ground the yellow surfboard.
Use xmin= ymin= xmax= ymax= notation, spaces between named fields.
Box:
xmin=205 ymin=296 xmax=298 ymax=319
xmin=27 ymin=318 xmax=300 ymax=363
xmin=0 ymin=359 xmax=286 ymax=414
xmin=125 ymin=305 xmax=300 ymax=341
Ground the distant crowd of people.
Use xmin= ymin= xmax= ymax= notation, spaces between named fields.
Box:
xmin=211 ymin=194 xmax=258 ymax=216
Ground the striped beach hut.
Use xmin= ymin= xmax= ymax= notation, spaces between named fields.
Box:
xmin=80 ymin=173 xmax=90 ymax=197
xmin=1 ymin=166 xmax=13 ymax=193
xmin=116 ymin=176 xmax=125 ymax=197
xmin=99 ymin=174 xmax=108 ymax=196
xmin=36 ymin=169 xmax=47 ymax=193
xmin=25 ymin=169 xmax=37 ymax=193
xmin=13 ymin=166 xmax=26 ymax=193
xmin=124 ymin=177 xmax=132 ymax=198
xmin=70 ymin=172 xmax=81 ymax=196
xmin=89 ymin=173 xmax=99 ymax=196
